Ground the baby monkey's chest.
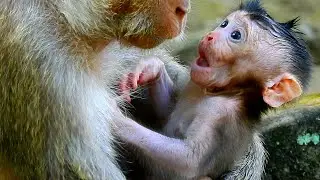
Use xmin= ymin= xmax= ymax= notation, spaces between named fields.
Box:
xmin=165 ymin=98 xmax=221 ymax=139
xmin=166 ymin=111 xmax=195 ymax=138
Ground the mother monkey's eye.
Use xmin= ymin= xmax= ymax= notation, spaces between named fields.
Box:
xmin=220 ymin=20 xmax=228 ymax=28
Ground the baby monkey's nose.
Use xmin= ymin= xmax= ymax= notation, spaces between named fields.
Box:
xmin=206 ymin=32 xmax=218 ymax=42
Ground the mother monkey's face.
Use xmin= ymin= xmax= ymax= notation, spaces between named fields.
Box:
xmin=109 ymin=0 xmax=190 ymax=48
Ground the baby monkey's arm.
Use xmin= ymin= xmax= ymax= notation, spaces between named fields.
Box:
xmin=115 ymin=115 xmax=223 ymax=179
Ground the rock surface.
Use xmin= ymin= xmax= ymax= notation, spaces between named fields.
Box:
xmin=261 ymin=107 xmax=320 ymax=180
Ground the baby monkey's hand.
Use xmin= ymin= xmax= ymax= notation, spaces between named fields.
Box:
xmin=119 ymin=56 xmax=165 ymax=102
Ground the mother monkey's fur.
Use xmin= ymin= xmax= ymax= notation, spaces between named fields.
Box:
xmin=0 ymin=0 xmax=190 ymax=179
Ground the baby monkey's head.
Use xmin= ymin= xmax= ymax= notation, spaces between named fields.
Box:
xmin=191 ymin=0 xmax=312 ymax=108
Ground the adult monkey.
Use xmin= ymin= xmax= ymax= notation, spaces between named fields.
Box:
xmin=0 ymin=0 xmax=190 ymax=179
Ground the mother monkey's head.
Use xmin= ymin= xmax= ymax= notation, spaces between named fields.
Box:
xmin=56 ymin=0 xmax=190 ymax=49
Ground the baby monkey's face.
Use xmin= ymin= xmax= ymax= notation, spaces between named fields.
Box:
xmin=199 ymin=13 xmax=249 ymax=68
xmin=191 ymin=11 xmax=264 ymax=88
xmin=190 ymin=3 xmax=307 ymax=108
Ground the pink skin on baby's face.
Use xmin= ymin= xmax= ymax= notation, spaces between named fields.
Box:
xmin=190 ymin=11 xmax=252 ymax=89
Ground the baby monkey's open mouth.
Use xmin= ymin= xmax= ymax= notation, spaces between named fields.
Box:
xmin=196 ymin=50 xmax=210 ymax=67
xmin=196 ymin=57 xmax=209 ymax=67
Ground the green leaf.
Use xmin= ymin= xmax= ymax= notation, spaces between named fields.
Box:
xmin=311 ymin=133 xmax=320 ymax=145
xmin=297 ymin=133 xmax=312 ymax=145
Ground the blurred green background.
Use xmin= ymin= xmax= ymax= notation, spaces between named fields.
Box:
xmin=170 ymin=0 xmax=320 ymax=94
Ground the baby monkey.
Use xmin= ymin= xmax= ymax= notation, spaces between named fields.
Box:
xmin=116 ymin=0 xmax=312 ymax=179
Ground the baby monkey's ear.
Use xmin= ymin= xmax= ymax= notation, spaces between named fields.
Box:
xmin=262 ymin=73 xmax=302 ymax=108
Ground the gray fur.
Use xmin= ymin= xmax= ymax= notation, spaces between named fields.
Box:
xmin=222 ymin=133 xmax=266 ymax=180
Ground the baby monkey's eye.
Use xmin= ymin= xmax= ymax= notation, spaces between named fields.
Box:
xmin=231 ymin=30 xmax=241 ymax=41
xmin=220 ymin=20 xmax=228 ymax=28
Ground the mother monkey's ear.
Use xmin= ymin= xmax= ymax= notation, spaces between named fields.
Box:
xmin=109 ymin=0 xmax=190 ymax=49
